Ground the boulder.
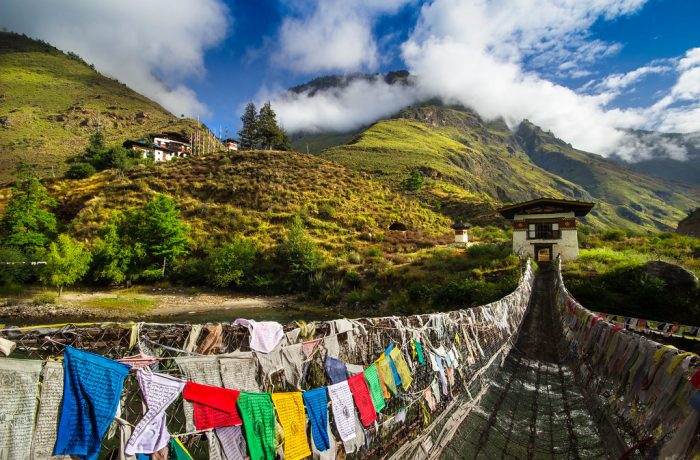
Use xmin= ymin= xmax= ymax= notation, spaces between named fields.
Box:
xmin=643 ymin=260 xmax=698 ymax=291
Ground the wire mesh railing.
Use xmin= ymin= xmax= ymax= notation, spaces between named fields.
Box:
xmin=554 ymin=257 xmax=700 ymax=458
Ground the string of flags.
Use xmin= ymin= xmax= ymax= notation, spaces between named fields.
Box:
xmin=0 ymin=333 xmax=475 ymax=460
xmin=555 ymin=263 xmax=700 ymax=458
xmin=589 ymin=310 xmax=700 ymax=341
xmin=0 ymin=263 xmax=535 ymax=460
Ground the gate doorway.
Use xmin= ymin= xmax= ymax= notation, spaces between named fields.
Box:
xmin=534 ymin=244 xmax=553 ymax=263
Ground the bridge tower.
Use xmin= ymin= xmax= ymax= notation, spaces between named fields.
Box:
xmin=498 ymin=198 xmax=594 ymax=262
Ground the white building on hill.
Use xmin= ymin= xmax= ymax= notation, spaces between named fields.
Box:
xmin=498 ymin=198 xmax=595 ymax=262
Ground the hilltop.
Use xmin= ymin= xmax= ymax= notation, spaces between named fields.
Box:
xmin=320 ymin=105 xmax=700 ymax=231
xmin=0 ymin=32 xmax=198 ymax=182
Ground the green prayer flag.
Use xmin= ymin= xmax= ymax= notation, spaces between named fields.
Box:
xmin=364 ymin=363 xmax=386 ymax=413
xmin=170 ymin=437 xmax=193 ymax=460
xmin=413 ymin=339 xmax=425 ymax=365
xmin=237 ymin=392 xmax=276 ymax=460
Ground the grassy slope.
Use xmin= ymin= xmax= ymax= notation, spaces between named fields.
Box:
xmin=516 ymin=122 xmax=700 ymax=231
xmin=0 ymin=32 xmax=198 ymax=182
xmin=2 ymin=151 xmax=452 ymax=255
xmin=322 ymin=106 xmax=700 ymax=231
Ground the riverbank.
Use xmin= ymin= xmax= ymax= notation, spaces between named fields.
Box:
xmin=0 ymin=286 xmax=341 ymax=326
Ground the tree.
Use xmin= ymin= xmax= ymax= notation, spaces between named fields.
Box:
xmin=402 ymin=169 xmax=425 ymax=192
xmin=0 ymin=163 xmax=57 ymax=255
xmin=277 ymin=216 xmax=322 ymax=288
xmin=257 ymin=102 xmax=284 ymax=150
xmin=134 ymin=195 xmax=188 ymax=276
xmin=39 ymin=234 xmax=92 ymax=296
xmin=81 ymin=130 xmax=109 ymax=168
xmin=239 ymin=102 xmax=258 ymax=150
xmin=275 ymin=128 xmax=292 ymax=151
xmin=0 ymin=246 xmax=31 ymax=286
xmin=91 ymin=217 xmax=134 ymax=285
xmin=205 ymin=238 xmax=259 ymax=288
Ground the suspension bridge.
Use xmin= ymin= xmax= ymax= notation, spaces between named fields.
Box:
xmin=0 ymin=259 xmax=697 ymax=459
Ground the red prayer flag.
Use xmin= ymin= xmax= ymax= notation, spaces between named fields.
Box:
xmin=347 ymin=373 xmax=377 ymax=426
xmin=690 ymin=368 xmax=700 ymax=389
xmin=183 ymin=381 xmax=242 ymax=430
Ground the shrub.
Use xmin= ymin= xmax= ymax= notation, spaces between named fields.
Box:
xmin=346 ymin=251 xmax=362 ymax=264
xmin=601 ymin=228 xmax=626 ymax=241
xmin=277 ymin=216 xmax=323 ymax=289
xmin=205 ymin=238 xmax=259 ymax=288
xmin=33 ymin=292 xmax=57 ymax=305
xmin=65 ymin=162 xmax=96 ymax=179
xmin=140 ymin=268 xmax=165 ymax=283
xmin=402 ymin=169 xmax=424 ymax=192
xmin=344 ymin=270 xmax=361 ymax=288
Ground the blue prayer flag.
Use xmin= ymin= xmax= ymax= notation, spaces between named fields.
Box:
xmin=55 ymin=346 xmax=131 ymax=460
xmin=302 ymin=387 xmax=330 ymax=451
xmin=384 ymin=344 xmax=402 ymax=387
xmin=324 ymin=355 xmax=347 ymax=384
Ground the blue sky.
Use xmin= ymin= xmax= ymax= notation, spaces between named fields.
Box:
xmin=3 ymin=0 xmax=700 ymax=159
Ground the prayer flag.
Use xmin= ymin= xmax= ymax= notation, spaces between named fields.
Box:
xmin=363 ymin=363 xmax=386 ymax=413
xmin=347 ymin=373 xmax=377 ymax=426
xmin=55 ymin=346 xmax=130 ymax=460
xmin=271 ymin=392 xmax=311 ymax=460
xmin=125 ymin=370 xmax=184 ymax=455
xmin=302 ymin=388 xmax=330 ymax=452
xmin=237 ymin=392 xmax=276 ymax=460
xmin=324 ymin=355 xmax=347 ymax=384
xmin=327 ymin=381 xmax=356 ymax=442
xmin=375 ymin=355 xmax=397 ymax=396
xmin=389 ymin=347 xmax=413 ymax=390
xmin=170 ymin=437 xmax=194 ymax=460
xmin=182 ymin=381 xmax=242 ymax=430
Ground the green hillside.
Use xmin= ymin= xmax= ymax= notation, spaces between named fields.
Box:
xmin=0 ymin=32 xmax=198 ymax=182
xmin=322 ymin=105 xmax=700 ymax=231
xmin=0 ymin=151 xmax=451 ymax=253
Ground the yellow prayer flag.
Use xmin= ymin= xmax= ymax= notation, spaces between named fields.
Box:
xmin=271 ymin=392 xmax=311 ymax=460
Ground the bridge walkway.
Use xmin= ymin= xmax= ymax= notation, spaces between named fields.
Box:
xmin=441 ymin=265 xmax=608 ymax=459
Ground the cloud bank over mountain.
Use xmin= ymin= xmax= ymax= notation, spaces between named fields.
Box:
xmin=270 ymin=0 xmax=700 ymax=161
xmin=1 ymin=0 xmax=229 ymax=117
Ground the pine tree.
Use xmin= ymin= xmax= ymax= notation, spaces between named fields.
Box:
xmin=239 ymin=102 xmax=258 ymax=150
xmin=136 ymin=195 xmax=188 ymax=276
xmin=257 ymin=102 xmax=283 ymax=150
xmin=0 ymin=163 xmax=57 ymax=256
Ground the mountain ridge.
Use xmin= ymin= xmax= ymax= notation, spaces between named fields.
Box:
xmin=321 ymin=104 xmax=699 ymax=231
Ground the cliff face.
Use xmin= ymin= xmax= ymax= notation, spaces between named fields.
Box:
xmin=678 ymin=208 xmax=700 ymax=237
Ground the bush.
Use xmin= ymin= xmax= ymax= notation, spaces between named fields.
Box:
xmin=344 ymin=270 xmax=361 ymax=288
xmin=601 ymin=228 xmax=626 ymax=241
xmin=140 ymin=268 xmax=165 ymax=283
xmin=65 ymin=162 xmax=96 ymax=179
xmin=277 ymin=216 xmax=323 ymax=289
xmin=33 ymin=292 xmax=57 ymax=305
xmin=205 ymin=238 xmax=259 ymax=288
xmin=402 ymin=169 xmax=424 ymax=192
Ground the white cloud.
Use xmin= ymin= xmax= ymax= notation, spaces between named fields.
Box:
xmin=615 ymin=132 xmax=689 ymax=162
xmin=1 ymin=0 xmax=229 ymax=117
xmin=269 ymin=76 xmax=423 ymax=132
xmin=272 ymin=0 xmax=412 ymax=74
xmin=273 ymin=0 xmax=650 ymax=157
xmin=600 ymin=65 xmax=671 ymax=91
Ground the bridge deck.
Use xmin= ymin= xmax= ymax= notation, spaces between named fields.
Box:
xmin=442 ymin=266 xmax=608 ymax=459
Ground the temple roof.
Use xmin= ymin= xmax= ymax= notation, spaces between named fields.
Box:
xmin=497 ymin=198 xmax=595 ymax=219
